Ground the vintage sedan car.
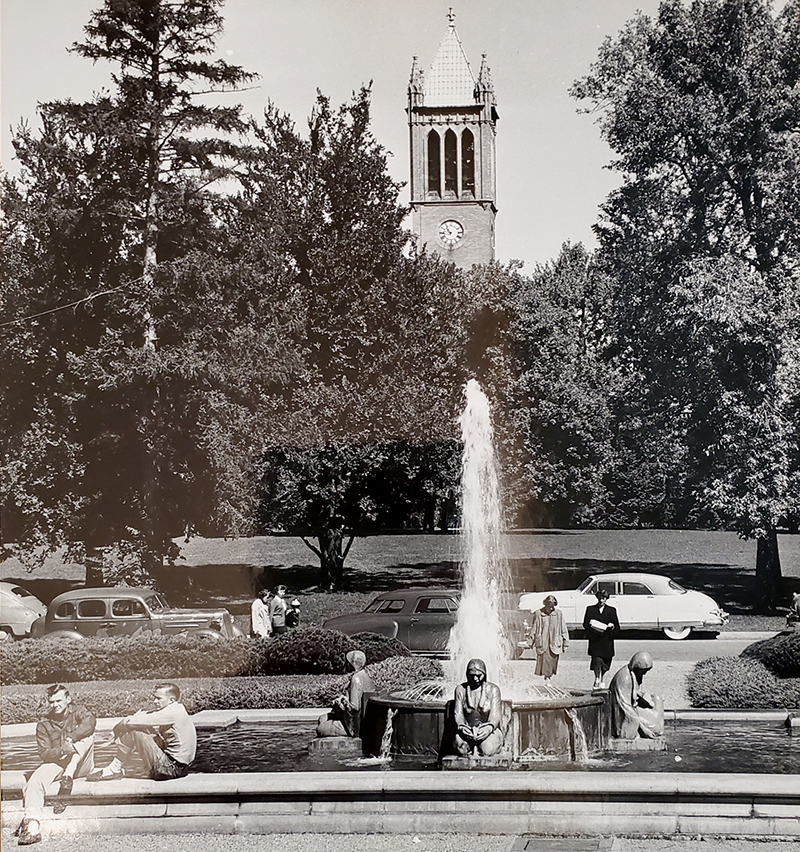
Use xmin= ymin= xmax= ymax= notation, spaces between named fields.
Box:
xmin=518 ymin=573 xmax=728 ymax=640
xmin=323 ymin=588 xmax=460 ymax=656
xmin=0 ymin=582 xmax=47 ymax=641
xmin=30 ymin=586 xmax=244 ymax=641
xmin=323 ymin=588 xmax=528 ymax=656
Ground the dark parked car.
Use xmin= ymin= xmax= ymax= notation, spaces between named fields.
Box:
xmin=31 ymin=587 xmax=244 ymax=641
xmin=323 ymin=588 xmax=528 ymax=657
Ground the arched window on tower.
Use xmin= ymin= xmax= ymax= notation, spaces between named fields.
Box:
xmin=461 ymin=129 xmax=475 ymax=197
xmin=444 ymin=129 xmax=457 ymax=197
xmin=427 ymin=130 xmax=441 ymax=198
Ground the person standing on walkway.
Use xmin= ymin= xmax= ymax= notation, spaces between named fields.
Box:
xmin=250 ymin=589 xmax=272 ymax=638
xmin=270 ymin=585 xmax=289 ymax=635
xmin=583 ymin=588 xmax=620 ymax=689
xmin=16 ymin=684 xmax=96 ymax=845
xmin=530 ymin=595 xmax=570 ymax=680
xmin=88 ymin=683 xmax=195 ymax=782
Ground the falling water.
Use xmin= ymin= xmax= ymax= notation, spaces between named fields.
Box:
xmin=445 ymin=379 xmax=512 ymax=685
xmin=564 ymin=707 xmax=589 ymax=761
xmin=379 ymin=708 xmax=397 ymax=760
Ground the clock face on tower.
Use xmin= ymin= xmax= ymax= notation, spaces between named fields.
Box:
xmin=438 ymin=220 xmax=464 ymax=249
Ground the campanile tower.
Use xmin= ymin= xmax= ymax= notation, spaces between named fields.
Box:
xmin=407 ymin=10 xmax=498 ymax=268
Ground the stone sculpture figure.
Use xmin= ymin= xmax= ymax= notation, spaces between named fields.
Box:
xmin=609 ymin=651 xmax=665 ymax=740
xmin=316 ymin=650 xmax=375 ymax=738
xmin=453 ymin=658 xmax=510 ymax=757
xmin=786 ymin=592 xmax=800 ymax=631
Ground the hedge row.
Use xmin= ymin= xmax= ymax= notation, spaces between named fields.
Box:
xmin=0 ymin=628 xmax=410 ymax=685
xmin=740 ymin=630 xmax=800 ymax=678
xmin=0 ymin=656 xmax=444 ymax=725
xmin=687 ymin=655 xmax=800 ymax=708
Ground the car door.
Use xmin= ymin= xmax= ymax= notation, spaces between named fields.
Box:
xmin=109 ymin=597 xmax=151 ymax=636
xmin=613 ymin=579 xmax=660 ymax=629
xmin=75 ymin=598 xmax=111 ymax=637
xmin=405 ymin=595 xmax=458 ymax=654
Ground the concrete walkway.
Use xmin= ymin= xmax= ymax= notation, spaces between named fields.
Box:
xmin=1 ymin=830 xmax=798 ymax=851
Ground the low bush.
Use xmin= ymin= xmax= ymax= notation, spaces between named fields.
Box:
xmin=350 ymin=632 xmax=411 ymax=664
xmin=1 ymin=634 xmax=257 ymax=685
xmin=367 ymin=656 xmax=444 ymax=694
xmin=0 ymin=657 xmax=440 ymax=725
xmin=1 ymin=629 xmax=412 ymax=684
xmin=740 ymin=631 xmax=800 ymax=678
xmin=687 ymin=655 xmax=800 ymax=708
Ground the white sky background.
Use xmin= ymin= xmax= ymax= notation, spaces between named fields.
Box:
xmin=4 ymin=0 xmax=678 ymax=268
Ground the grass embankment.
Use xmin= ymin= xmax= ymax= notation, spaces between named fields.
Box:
xmin=688 ymin=631 xmax=800 ymax=708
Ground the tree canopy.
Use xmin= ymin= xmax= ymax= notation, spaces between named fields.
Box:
xmin=572 ymin=0 xmax=800 ymax=606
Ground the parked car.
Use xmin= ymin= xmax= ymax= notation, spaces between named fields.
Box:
xmin=323 ymin=588 xmax=528 ymax=656
xmin=0 ymin=582 xmax=47 ymax=641
xmin=518 ymin=573 xmax=728 ymax=640
xmin=30 ymin=586 xmax=244 ymax=641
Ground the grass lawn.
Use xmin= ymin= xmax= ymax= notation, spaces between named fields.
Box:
xmin=2 ymin=529 xmax=798 ymax=632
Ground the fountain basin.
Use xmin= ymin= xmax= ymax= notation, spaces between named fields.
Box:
xmin=361 ymin=690 xmax=608 ymax=761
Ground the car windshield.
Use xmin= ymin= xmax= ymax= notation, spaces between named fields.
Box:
xmin=577 ymin=577 xmax=595 ymax=592
xmin=10 ymin=586 xmax=36 ymax=598
xmin=668 ymin=580 xmax=688 ymax=594
xmin=145 ymin=593 xmax=170 ymax=611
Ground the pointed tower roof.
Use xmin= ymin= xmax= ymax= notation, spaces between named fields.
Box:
xmin=424 ymin=11 xmax=476 ymax=107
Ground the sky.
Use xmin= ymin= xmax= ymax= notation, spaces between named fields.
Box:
xmin=0 ymin=0 xmax=672 ymax=267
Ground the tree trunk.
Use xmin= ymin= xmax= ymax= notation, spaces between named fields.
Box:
xmin=318 ymin=527 xmax=346 ymax=590
xmin=85 ymin=549 xmax=106 ymax=587
xmin=755 ymin=528 xmax=783 ymax=613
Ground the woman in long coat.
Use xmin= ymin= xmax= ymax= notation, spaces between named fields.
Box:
xmin=530 ymin=595 xmax=570 ymax=679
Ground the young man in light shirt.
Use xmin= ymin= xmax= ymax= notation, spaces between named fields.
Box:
xmin=88 ymin=682 xmax=196 ymax=781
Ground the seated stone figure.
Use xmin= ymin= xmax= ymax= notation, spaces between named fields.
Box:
xmin=609 ymin=651 xmax=665 ymax=740
xmin=316 ymin=650 xmax=375 ymax=738
xmin=453 ymin=658 xmax=510 ymax=757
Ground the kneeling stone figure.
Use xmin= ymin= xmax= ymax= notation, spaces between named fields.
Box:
xmin=609 ymin=651 xmax=665 ymax=740
xmin=453 ymin=658 xmax=510 ymax=757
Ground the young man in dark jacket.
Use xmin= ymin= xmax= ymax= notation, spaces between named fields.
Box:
xmin=16 ymin=684 xmax=96 ymax=845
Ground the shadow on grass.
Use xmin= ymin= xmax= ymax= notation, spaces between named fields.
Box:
xmin=6 ymin=555 xmax=778 ymax=617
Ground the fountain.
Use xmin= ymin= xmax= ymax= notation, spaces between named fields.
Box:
xmin=361 ymin=380 xmax=607 ymax=763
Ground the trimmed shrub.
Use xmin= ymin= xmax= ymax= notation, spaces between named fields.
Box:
xmin=1 ymin=629 xmax=415 ymax=684
xmin=249 ymin=628 xmax=358 ymax=675
xmin=0 ymin=656 xmax=436 ymax=725
xmin=1 ymin=634 xmax=257 ymax=685
xmin=741 ymin=631 xmax=800 ymax=678
xmin=350 ymin=632 xmax=411 ymax=665
xmin=367 ymin=656 xmax=444 ymax=694
xmin=687 ymin=655 xmax=800 ymax=709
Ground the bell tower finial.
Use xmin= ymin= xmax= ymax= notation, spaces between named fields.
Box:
xmin=447 ymin=7 xmax=456 ymax=26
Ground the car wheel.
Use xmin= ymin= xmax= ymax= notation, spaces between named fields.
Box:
xmin=193 ymin=629 xmax=224 ymax=641
xmin=45 ymin=630 xmax=85 ymax=641
xmin=0 ymin=628 xmax=15 ymax=642
xmin=662 ymin=625 xmax=691 ymax=640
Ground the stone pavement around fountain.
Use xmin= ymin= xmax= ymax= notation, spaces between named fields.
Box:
xmin=0 ymin=830 xmax=797 ymax=852
xmin=509 ymin=656 xmax=691 ymax=709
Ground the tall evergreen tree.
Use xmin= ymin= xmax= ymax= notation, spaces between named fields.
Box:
xmin=1 ymin=0 xmax=274 ymax=581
